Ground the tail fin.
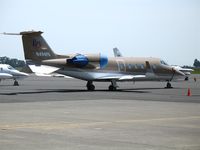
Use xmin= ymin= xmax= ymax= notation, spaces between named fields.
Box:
xmin=20 ymin=31 xmax=57 ymax=61
xmin=113 ymin=48 xmax=123 ymax=57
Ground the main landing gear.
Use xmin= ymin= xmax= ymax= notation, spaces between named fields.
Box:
xmin=86 ymin=81 xmax=95 ymax=91
xmin=108 ymin=80 xmax=118 ymax=91
xmin=86 ymin=80 xmax=118 ymax=91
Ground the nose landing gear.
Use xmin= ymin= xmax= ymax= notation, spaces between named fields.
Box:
xmin=165 ymin=81 xmax=172 ymax=88
xmin=14 ymin=80 xmax=19 ymax=86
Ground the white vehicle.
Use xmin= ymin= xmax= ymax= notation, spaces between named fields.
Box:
xmin=0 ymin=64 xmax=29 ymax=86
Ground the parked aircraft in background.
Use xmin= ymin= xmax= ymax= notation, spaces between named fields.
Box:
xmin=171 ymin=66 xmax=193 ymax=80
xmin=0 ymin=64 xmax=29 ymax=86
xmin=3 ymin=31 xmax=185 ymax=90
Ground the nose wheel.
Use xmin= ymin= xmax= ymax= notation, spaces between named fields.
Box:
xmin=13 ymin=80 xmax=19 ymax=86
xmin=165 ymin=68 xmax=176 ymax=88
xmin=86 ymin=81 xmax=95 ymax=91
xmin=185 ymin=77 xmax=189 ymax=81
xmin=165 ymin=82 xmax=172 ymax=88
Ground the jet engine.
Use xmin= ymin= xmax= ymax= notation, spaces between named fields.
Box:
xmin=67 ymin=54 xmax=89 ymax=67
xmin=67 ymin=53 xmax=108 ymax=69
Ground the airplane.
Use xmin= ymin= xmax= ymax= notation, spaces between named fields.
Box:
xmin=171 ymin=66 xmax=193 ymax=80
xmin=0 ymin=64 xmax=29 ymax=86
xmin=3 ymin=31 xmax=185 ymax=90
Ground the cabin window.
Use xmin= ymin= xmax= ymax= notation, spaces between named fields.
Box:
xmin=152 ymin=65 xmax=157 ymax=69
xmin=128 ymin=64 xmax=132 ymax=69
xmin=141 ymin=64 xmax=145 ymax=69
xmin=131 ymin=64 xmax=135 ymax=69
xmin=136 ymin=64 xmax=143 ymax=69
xmin=134 ymin=64 xmax=138 ymax=69
xmin=119 ymin=64 xmax=124 ymax=70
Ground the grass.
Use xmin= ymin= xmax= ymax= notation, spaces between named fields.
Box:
xmin=192 ymin=68 xmax=200 ymax=74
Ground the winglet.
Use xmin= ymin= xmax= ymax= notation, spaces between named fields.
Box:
xmin=113 ymin=48 xmax=123 ymax=57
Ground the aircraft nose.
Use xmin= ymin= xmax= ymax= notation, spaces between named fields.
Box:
xmin=173 ymin=67 xmax=185 ymax=76
xmin=17 ymin=72 xmax=29 ymax=78
xmin=21 ymin=72 xmax=29 ymax=77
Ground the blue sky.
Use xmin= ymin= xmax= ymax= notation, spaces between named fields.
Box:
xmin=0 ymin=0 xmax=199 ymax=66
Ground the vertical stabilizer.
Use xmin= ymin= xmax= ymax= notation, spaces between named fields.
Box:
xmin=20 ymin=31 xmax=57 ymax=61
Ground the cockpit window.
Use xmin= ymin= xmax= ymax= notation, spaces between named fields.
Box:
xmin=160 ymin=60 xmax=168 ymax=66
xmin=8 ymin=65 xmax=15 ymax=70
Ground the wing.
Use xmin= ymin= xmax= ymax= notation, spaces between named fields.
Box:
xmin=97 ymin=74 xmax=146 ymax=81
xmin=28 ymin=64 xmax=60 ymax=74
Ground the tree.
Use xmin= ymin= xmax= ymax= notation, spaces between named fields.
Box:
xmin=193 ymin=59 xmax=200 ymax=68
xmin=0 ymin=56 xmax=25 ymax=68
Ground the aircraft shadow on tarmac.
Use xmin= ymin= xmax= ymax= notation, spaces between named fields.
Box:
xmin=0 ymin=88 xmax=169 ymax=95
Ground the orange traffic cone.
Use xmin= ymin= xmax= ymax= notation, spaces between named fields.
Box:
xmin=187 ymin=88 xmax=191 ymax=96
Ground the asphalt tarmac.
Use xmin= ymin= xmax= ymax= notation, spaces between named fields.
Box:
xmin=0 ymin=75 xmax=200 ymax=150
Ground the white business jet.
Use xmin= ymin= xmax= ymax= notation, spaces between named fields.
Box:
xmin=0 ymin=64 xmax=29 ymax=86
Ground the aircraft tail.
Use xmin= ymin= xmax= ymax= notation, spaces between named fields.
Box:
xmin=20 ymin=31 xmax=57 ymax=62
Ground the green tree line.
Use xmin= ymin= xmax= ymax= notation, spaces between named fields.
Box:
xmin=0 ymin=56 xmax=26 ymax=68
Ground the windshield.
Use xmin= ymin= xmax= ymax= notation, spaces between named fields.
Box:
xmin=160 ymin=60 xmax=169 ymax=66
xmin=7 ymin=65 xmax=15 ymax=70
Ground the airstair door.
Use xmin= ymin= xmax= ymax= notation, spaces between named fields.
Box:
xmin=117 ymin=60 xmax=126 ymax=72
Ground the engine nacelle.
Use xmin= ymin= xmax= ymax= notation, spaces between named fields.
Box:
xmin=67 ymin=53 xmax=108 ymax=68
xmin=67 ymin=54 xmax=89 ymax=67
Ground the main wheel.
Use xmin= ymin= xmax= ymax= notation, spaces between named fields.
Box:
xmin=87 ymin=84 xmax=95 ymax=91
xmin=108 ymin=85 xmax=117 ymax=91
xmin=86 ymin=81 xmax=95 ymax=91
